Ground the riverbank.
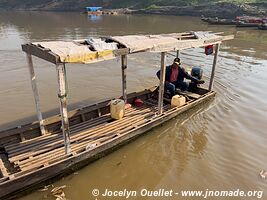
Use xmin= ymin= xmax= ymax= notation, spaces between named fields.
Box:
xmin=0 ymin=1 xmax=266 ymax=19
xmin=0 ymin=11 xmax=267 ymax=200
xmin=132 ymin=2 xmax=267 ymax=19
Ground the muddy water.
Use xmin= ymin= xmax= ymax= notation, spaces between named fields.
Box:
xmin=0 ymin=12 xmax=266 ymax=200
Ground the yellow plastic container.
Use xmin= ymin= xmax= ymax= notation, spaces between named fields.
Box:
xmin=110 ymin=99 xmax=125 ymax=120
xmin=171 ymin=95 xmax=186 ymax=108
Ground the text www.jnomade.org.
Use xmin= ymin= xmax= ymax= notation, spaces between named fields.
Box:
xmin=91 ymin=188 xmax=264 ymax=199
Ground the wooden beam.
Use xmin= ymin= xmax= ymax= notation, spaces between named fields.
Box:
xmin=26 ymin=54 xmax=46 ymax=136
xmin=176 ymin=50 xmax=179 ymax=58
xmin=121 ymin=55 xmax=127 ymax=103
xmin=222 ymin=35 xmax=235 ymax=41
xmin=158 ymin=52 xmax=166 ymax=114
xmin=56 ymin=64 xmax=71 ymax=155
xmin=0 ymin=158 xmax=8 ymax=177
xmin=209 ymin=44 xmax=220 ymax=91
xmin=176 ymin=38 xmax=182 ymax=57
xmin=113 ymin=48 xmax=130 ymax=56
xmin=22 ymin=44 xmax=60 ymax=64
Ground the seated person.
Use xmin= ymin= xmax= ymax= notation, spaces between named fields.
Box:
xmin=156 ymin=58 xmax=204 ymax=97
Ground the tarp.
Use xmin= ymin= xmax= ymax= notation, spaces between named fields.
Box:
xmin=86 ymin=38 xmax=118 ymax=51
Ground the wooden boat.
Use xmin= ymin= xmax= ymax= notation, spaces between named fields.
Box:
xmin=236 ymin=16 xmax=263 ymax=24
xmin=236 ymin=21 xmax=260 ymax=27
xmin=258 ymin=24 xmax=267 ymax=30
xmin=0 ymin=32 xmax=234 ymax=199
xmin=206 ymin=18 xmax=236 ymax=25
xmin=236 ymin=16 xmax=266 ymax=27
xmin=258 ymin=19 xmax=267 ymax=30
xmin=200 ymin=15 xmax=209 ymax=22
xmin=84 ymin=6 xmax=103 ymax=15
xmin=200 ymin=16 xmax=236 ymax=25
xmin=258 ymin=23 xmax=267 ymax=30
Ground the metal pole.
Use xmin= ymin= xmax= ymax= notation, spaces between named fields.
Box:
xmin=26 ymin=53 xmax=46 ymax=135
xmin=121 ymin=55 xmax=127 ymax=103
xmin=209 ymin=43 xmax=220 ymax=91
xmin=56 ymin=64 xmax=71 ymax=155
xmin=158 ymin=52 xmax=166 ymax=115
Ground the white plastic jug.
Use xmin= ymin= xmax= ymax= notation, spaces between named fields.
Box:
xmin=110 ymin=99 xmax=125 ymax=120
xmin=171 ymin=95 xmax=186 ymax=108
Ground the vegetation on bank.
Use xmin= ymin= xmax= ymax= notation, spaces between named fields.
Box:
xmin=0 ymin=0 xmax=266 ymax=18
xmin=0 ymin=0 xmax=266 ymax=10
xmin=126 ymin=0 xmax=266 ymax=8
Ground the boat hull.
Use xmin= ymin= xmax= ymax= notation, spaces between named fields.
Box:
xmin=258 ymin=24 xmax=267 ymax=30
xmin=207 ymin=20 xmax=236 ymax=25
xmin=236 ymin=23 xmax=259 ymax=27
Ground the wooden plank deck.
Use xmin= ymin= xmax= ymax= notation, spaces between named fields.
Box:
xmin=3 ymin=103 xmax=165 ymax=175
xmin=0 ymin=158 xmax=8 ymax=177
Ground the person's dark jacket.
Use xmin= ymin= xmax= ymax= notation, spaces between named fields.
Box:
xmin=156 ymin=65 xmax=199 ymax=83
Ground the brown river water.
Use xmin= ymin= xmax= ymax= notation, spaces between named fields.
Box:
xmin=0 ymin=12 xmax=267 ymax=200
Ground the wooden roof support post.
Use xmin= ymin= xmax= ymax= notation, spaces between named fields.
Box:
xmin=158 ymin=52 xmax=166 ymax=115
xmin=176 ymin=38 xmax=181 ymax=58
xmin=121 ymin=55 xmax=127 ymax=103
xmin=176 ymin=50 xmax=180 ymax=58
xmin=209 ymin=43 xmax=220 ymax=91
xmin=56 ymin=63 xmax=71 ymax=155
xmin=26 ymin=53 xmax=46 ymax=135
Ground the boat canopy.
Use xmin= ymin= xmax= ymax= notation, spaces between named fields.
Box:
xmin=86 ymin=7 xmax=102 ymax=12
xmin=21 ymin=31 xmax=234 ymax=64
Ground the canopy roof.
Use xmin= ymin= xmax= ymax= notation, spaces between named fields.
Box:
xmin=86 ymin=7 xmax=102 ymax=11
xmin=21 ymin=31 xmax=234 ymax=64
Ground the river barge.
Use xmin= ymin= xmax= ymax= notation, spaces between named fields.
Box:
xmin=0 ymin=31 xmax=233 ymax=199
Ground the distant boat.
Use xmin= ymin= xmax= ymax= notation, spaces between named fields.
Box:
xmin=236 ymin=16 xmax=266 ymax=27
xmin=85 ymin=6 xmax=103 ymax=15
xmin=207 ymin=18 xmax=236 ymax=25
xmin=235 ymin=16 xmax=263 ymax=23
xmin=258 ymin=18 xmax=267 ymax=30
xmin=258 ymin=23 xmax=267 ymax=30
xmin=200 ymin=15 xmax=209 ymax=22
xmin=201 ymin=16 xmax=236 ymax=25
xmin=201 ymin=15 xmax=267 ymax=27
xmin=236 ymin=21 xmax=260 ymax=27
